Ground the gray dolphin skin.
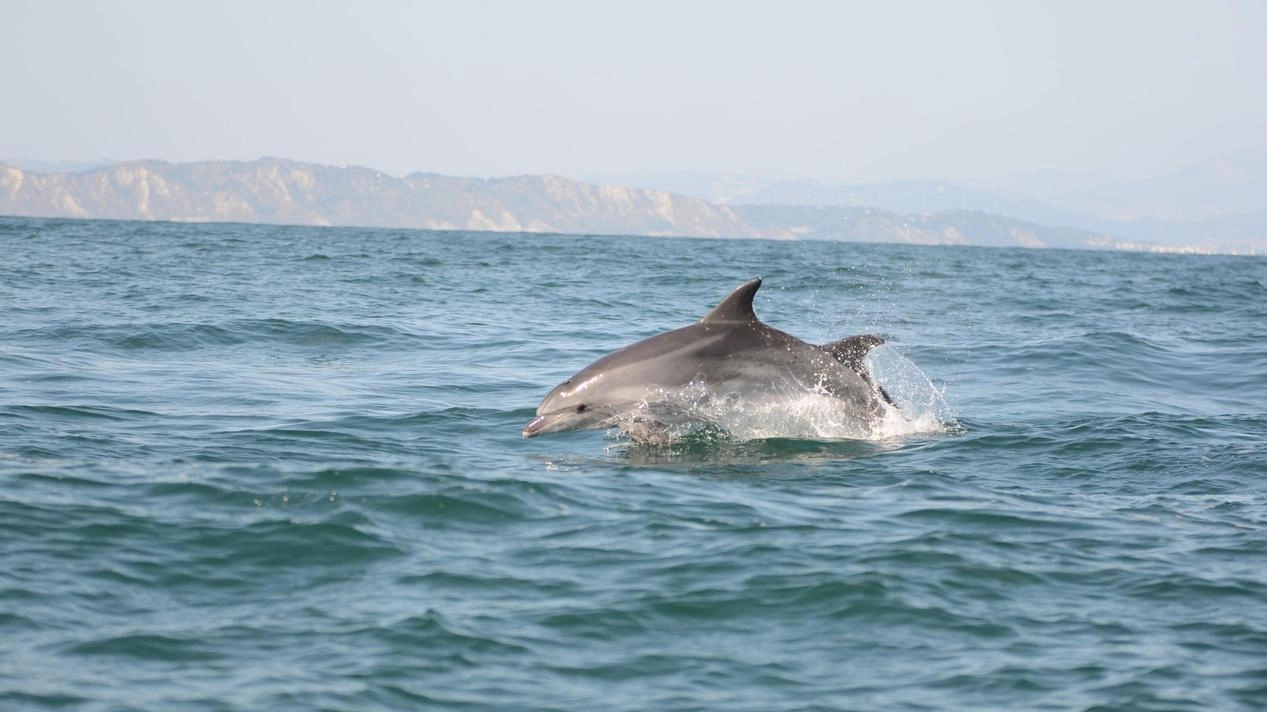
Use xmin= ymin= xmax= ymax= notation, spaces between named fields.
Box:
xmin=523 ymin=278 xmax=894 ymax=443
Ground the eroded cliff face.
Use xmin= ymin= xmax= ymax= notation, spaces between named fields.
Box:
xmin=0 ymin=159 xmax=760 ymax=238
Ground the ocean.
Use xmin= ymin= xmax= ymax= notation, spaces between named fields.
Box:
xmin=2 ymin=215 xmax=1266 ymax=711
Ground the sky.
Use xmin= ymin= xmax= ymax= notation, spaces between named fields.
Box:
xmin=4 ymin=0 xmax=1266 ymax=183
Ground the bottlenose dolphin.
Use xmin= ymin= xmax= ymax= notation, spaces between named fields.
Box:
xmin=523 ymin=278 xmax=895 ymax=443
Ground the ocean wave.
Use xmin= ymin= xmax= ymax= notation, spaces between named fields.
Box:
xmin=4 ymin=220 xmax=1267 ymax=711
xmin=11 ymin=318 xmax=414 ymax=352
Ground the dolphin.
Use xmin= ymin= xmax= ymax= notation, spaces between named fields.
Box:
xmin=523 ymin=278 xmax=895 ymax=443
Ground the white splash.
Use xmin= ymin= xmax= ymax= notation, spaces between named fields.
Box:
xmin=867 ymin=345 xmax=955 ymax=440
xmin=610 ymin=346 xmax=952 ymax=444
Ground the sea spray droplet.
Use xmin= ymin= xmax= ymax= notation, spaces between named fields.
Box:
xmin=867 ymin=346 xmax=955 ymax=434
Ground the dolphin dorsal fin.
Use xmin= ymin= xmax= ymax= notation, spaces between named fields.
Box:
xmin=701 ymin=278 xmax=762 ymax=323
xmin=821 ymin=334 xmax=885 ymax=371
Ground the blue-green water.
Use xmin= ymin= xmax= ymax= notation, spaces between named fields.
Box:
xmin=2 ymin=216 xmax=1267 ymax=711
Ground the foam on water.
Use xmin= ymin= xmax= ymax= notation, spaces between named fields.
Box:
xmin=604 ymin=346 xmax=951 ymax=444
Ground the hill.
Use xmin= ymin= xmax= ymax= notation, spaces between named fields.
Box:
xmin=4 ymin=158 xmax=1245 ymax=253
xmin=0 ymin=159 xmax=758 ymax=238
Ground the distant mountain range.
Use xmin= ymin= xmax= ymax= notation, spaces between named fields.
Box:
xmin=588 ymin=150 xmax=1267 ymax=254
xmin=2 ymin=157 xmax=1262 ymax=254
xmin=998 ymin=150 xmax=1267 ymax=223
xmin=0 ymin=159 xmax=756 ymax=238
xmin=736 ymin=205 xmax=1103 ymax=250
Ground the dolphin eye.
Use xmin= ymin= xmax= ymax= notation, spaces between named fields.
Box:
xmin=576 ymin=404 xmax=588 ymax=413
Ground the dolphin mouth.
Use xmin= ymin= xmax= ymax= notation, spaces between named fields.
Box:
xmin=522 ymin=415 xmax=547 ymax=438
xmin=523 ymin=408 xmax=615 ymax=438
xmin=523 ymin=411 xmax=567 ymax=438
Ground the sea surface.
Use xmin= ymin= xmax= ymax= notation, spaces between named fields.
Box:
xmin=2 ymin=216 xmax=1266 ymax=711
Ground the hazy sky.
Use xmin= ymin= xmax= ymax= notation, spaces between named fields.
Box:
xmin=5 ymin=0 xmax=1266 ymax=182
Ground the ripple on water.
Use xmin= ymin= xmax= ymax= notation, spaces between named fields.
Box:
xmin=2 ymin=219 xmax=1267 ymax=711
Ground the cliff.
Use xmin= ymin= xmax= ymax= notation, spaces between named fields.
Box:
xmin=0 ymin=159 xmax=760 ymax=238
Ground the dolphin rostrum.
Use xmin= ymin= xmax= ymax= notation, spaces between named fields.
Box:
xmin=523 ymin=278 xmax=896 ymax=443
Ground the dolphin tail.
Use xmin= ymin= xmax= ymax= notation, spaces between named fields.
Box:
xmin=820 ymin=334 xmax=897 ymax=407
xmin=820 ymin=334 xmax=884 ymax=371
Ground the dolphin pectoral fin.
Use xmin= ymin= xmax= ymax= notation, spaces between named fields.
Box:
xmin=877 ymin=384 xmax=897 ymax=408
xmin=820 ymin=334 xmax=885 ymax=371
xmin=621 ymin=418 xmax=674 ymax=445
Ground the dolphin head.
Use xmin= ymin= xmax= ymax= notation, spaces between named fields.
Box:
xmin=521 ymin=317 xmax=724 ymax=439
xmin=523 ymin=277 xmax=784 ymax=440
xmin=522 ymin=370 xmax=627 ymax=438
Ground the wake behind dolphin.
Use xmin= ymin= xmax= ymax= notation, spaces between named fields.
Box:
xmin=524 ymin=278 xmax=933 ymax=444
